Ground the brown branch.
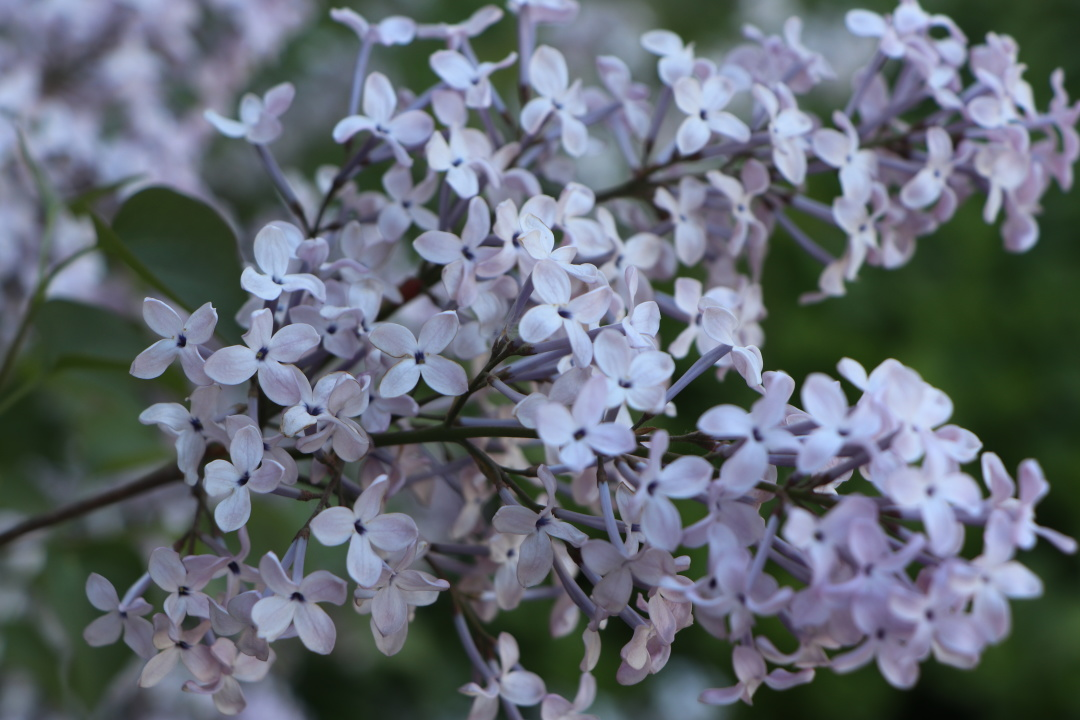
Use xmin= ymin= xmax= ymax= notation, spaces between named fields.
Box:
xmin=0 ymin=465 xmax=182 ymax=548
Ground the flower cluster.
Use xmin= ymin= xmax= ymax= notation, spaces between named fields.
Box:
xmin=83 ymin=0 xmax=1078 ymax=715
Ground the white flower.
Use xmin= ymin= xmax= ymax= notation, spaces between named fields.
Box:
xmin=333 ymin=72 xmax=434 ymax=166
xmin=204 ymin=425 xmax=284 ymax=532
xmin=130 ymin=298 xmax=217 ymax=383
xmin=369 ymin=311 xmax=468 ymax=397
xmin=251 ymin=552 xmax=347 ymax=655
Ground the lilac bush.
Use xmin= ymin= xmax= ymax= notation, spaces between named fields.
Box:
xmin=4 ymin=0 xmax=1079 ymax=715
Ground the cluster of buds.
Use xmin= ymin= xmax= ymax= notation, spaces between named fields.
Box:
xmin=87 ymin=0 xmax=1078 ymax=715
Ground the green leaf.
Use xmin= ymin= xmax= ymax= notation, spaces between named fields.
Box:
xmin=33 ymin=300 xmax=146 ymax=372
xmin=109 ymin=186 xmax=246 ymax=341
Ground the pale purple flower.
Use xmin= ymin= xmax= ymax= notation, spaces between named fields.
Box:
xmin=426 ymin=124 xmax=499 ymax=198
xmin=148 ymin=547 xmax=222 ymax=624
xmin=282 ymin=370 xmax=371 ymax=462
xmin=240 ymin=222 xmax=326 ymax=302
xmin=700 ymin=645 xmax=812 ymax=705
xmin=673 ymin=74 xmax=750 ymax=156
xmin=969 ymin=512 xmax=1043 ymax=644
xmin=251 ymin=552 xmax=347 ymax=655
xmin=353 ymin=545 xmax=449 ymax=656
xmin=518 ymin=260 xmax=610 ymax=368
xmin=204 ymin=308 xmax=320 ymax=406
xmin=521 ymin=46 xmax=588 ymax=157
xmin=130 ymin=298 xmax=217 ymax=383
xmin=138 ymin=384 xmax=227 ymax=485
xmin=310 ymin=475 xmax=419 ymax=588
xmin=592 ymin=329 xmax=673 ymax=413
xmin=812 ymin=111 xmax=877 ymax=199
xmin=596 ymin=55 xmax=651 ymax=139
xmin=333 ymin=72 xmax=434 ymax=166
xmin=900 ymin=127 xmax=960 ymax=209
xmin=330 ymin=9 xmax=416 ymax=46
xmin=204 ymin=425 xmax=284 ymax=532
xmin=535 ymin=376 xmax=636 ymax=472
xmin=417 ymin=6 xmax=504 ymax=50
xmin=431 ymin=49 xmax=517 ymax=109
xmin=628 ymin=430 xmax=712 ymax=551
xmin=705 ymin=159 xmax=769 ymax=258
xmin=753 ymin=83 xmax=813 ymax=185
xmin=460 ymin=632 xmax=546 ymax=720
xmin=540 ymin=671 xmax=598 ymax=720
xmin=182 ymin=637 xmax=274 ymax=716
xmin=83 ymin=573 xmax=155 ymax=658
xmin=492 ymin=466 xmax=589 ymax=587
xmin=796 ymin=372 xmax=882 ymax=474
xmin=654 ymin=177 xmax=708 ymax=266
xmin=640 ymin=29 xmax=699 ymax=86
xmin=369 ymin=311 xmax=468 ymax=397
xmin=414 ymin=196 xmax=496 ymax=307
xmin=204 ymin=83 xmax=295 ymax=144
xmin=982 ymin=453 xmax=1076 ymax=553
xmin=882 ymin=451 xmax=982 ymax=556
xmin=138 ymin=615 xmax=218 ymax=688
xmin=507 ymin=0 xmax=578 ymax=24
xmin=378 ymin=165 xmax=439 ymax=242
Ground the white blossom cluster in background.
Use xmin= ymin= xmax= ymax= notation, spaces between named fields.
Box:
xmin=75 ymin=0 xmax=1080 ymax=716
xmin=0 ymin=0 xmax=313 ymax=345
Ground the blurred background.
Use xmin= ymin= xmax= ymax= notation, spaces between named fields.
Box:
xmin=1 ymin=0 xmax=1078 ymax=718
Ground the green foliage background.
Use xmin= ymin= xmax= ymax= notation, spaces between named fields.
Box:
xmin=1 ymin=0 xmax=1078 ymax=718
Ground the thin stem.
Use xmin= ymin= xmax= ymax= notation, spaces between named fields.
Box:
xmin=0 ymin=466 xmax=181 ymax=548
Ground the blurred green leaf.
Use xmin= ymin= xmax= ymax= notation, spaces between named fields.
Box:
xmin=110 ymin=187 xmax=245 ymax=341
xmin=33 ymin=300 xmax=145 ymax=373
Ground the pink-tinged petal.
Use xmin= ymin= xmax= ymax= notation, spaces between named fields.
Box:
xmin=586 ymin=424 xmax=636 ymax=456
xmin=204 ymin=459 xmax=240 ymax=497
xmin=214 ymin=488 xmax=251 ymax=532
xmin=560 ymin=116 xmax=588 ymax=157
xmin=301 ymin=570 xmax=348 ymax=605
xmin=348 ymin=534 xmax=384 ymax=587
xmin=367 ymin=513 xmax=419 ymax=552
xmin=493 ymin=507 xmax=541 ymax=535
xmin=372 ymin=585 xmax=409 ymax=637
xmin=677 ymin=117 xmax=710 ymax=156
xmin=251 ymin=596 xmax=294 ymax=640
xmin=295 ymin=603 xmax=337 ymax=655
xmin=420 ymin=354 xmax=468 ymax=396
xmin=521 ymin=97 xmax=553 ymax=134
xmin=184 ymin=303 xmax=218 ymax=344
xmin=142 ymin=298 xmax=183 ymax=337
xmin=258 ymin=361 xmax=302 ymax=406
xmin=130 ymin=340 xmax=178 ymax=379
xmin=390 ymin=110 xmax=435 ymax=146
xmin=230 ymin=425 xmax=264 ymax=473
xmin=268 ymin=324 xmax=320 ymax=363
xmin=258 ymin=553 xmax=296 ymax=596
xmin=149 ymin=548 xmax=185 ymax=591
xmin=86 ymin=573 xmax=120 ymax=612
xmin=247 ymin=460 xmax=284 ymax=494
xmin=139 ymin=647 xmax=180 ymax=688
xmin=241 ymin=267 xmax=284 ymax=301
xmin=517 ymin=531 xmax=554 ymax=587
xmin=520 ymin=305 xmax=563 ymax=343
xmin=698 ymin=405 xmax=752 ymax=438
xmin=418 ymin=311 xmax=459 ymax=354
xmin=414 ymin=231 xmax=464 ymax=264
xmin=84 ymin=612 xmax=123 ymax=646
xmin=531 ymin=260 xmax=571 ymax=304
xmin=362 ymin=72 xmax=397 ymax=121
xmin=311 ymin=506 xmax=357 ymax=546
xmin=530 ymin=45 xmax=569 ymax=97
xmin=501 ymin=670 xmax=547 ymax=706
xmin=699 ymin=683 xmax=745 ymax=706
xmin=204 ymin=111 xmax=247 ymax=138
xmin=535 ymin=403 xmax=575 ymax=446
xmin=380 ymin=360 xmax=421 ymax=398
xmin=204 ymin=346 xmax=257 ymax=385
xmin=333 ymin=115 xmax=377 ymax=143
xmin=369 ymin=323 xmax=417 ymax=357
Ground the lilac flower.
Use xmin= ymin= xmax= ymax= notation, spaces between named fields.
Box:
xmin=138 ymin=615 xmax=218 ymax=688
xmin=204 ymin=425 xmax=284 ymax=532
xmin=969 ymin=512 xmax=1043 ymax=643
xmin=627 ymin=430 xmax=711 ymax=551
xmin=521 ymin=46 xmax=588 ymax=157
xmin=654 ymin=177 xmax=708 ymax=266
xmin=204 ymin=83 xmax=295 ymax=145
xmin=413 ymin=196 xmax=496 ymax=306
xmin=240 ymin=222 xmax=326 ymax=303
xmin=330 ymin=9 xmax=416 ymax=46
xmin=310 ymin=475 xmax=419 ymax=588
xmin=282 ymin=370 xmax=371 ymax=462
xmin=882 ymin=451 xmax=982 ymax=556
xmin=812 ymin=111 xmax=877 ymax=199
xmin=540 ymin=671 xmax=598 ymax=720
xmin=251 ymin=552 xmax=347 ymax=655
xmin=369 ymin=311 xmax=468 ymax=397
xmin=492 ymin=466 xmax=589 ymax=587
xmin=534 ymin=376 xmax=636 ymax=472
xmin=417 ymin=6 xmax=504 ymax=50
xmin=460 ymin=632 xmax=546 ymax=720
xmin=378 ymin=165 xmax=439 ymax=242
xmin=700 ymin=645 xmax=812 ymax=705
xmin=83 ymin=573 xmax=155 ymax=658
xmin=182 ymin=637 xmax=274 ymax=716
xmin=138 ymin=384 xmax=227 ymax=485
xmin=900 ymin=127 xmax=961 ymax=210
xmin=130 ymin=298 xmax=217 ymax=383
xmin=333 ymin=72 xmax=434 ymax=166
xmin=148 ymin=547 xmax=222 ymax=624
xmin=430 ymin=49 xmax=517 ymax=109
xmin=753 ymin=83 xmax=812 ymax=185
xmin=426 ymin=124 xmax=499 ymax=198
xmin=518 ymin=260 xmax=610 ymax=368
xmin=204 ymin=308 xmax=320 ymax=406
xmin=353 ymin=545 xmax=449 ymax=656
xmin=592 ymin=329 xmax=673 ymax=413
xmin=706 ymin=160 xmax=769 ymax=258
xmin=673 ymin=74 xmax=750 ymax=156
xmin=640 ymin=29 xmax=699 ymax=86
xmin=981 ymin=453 xmax=1076 ymax=553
